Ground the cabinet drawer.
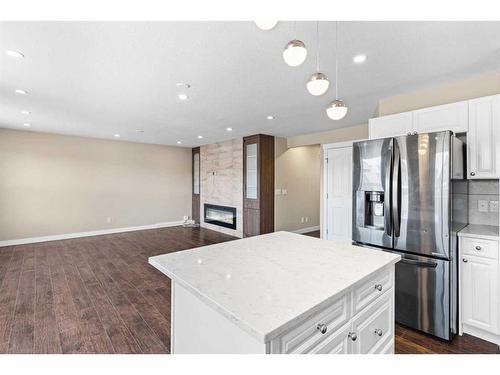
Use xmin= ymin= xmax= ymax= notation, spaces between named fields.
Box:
xmin=461 ymin=237 xmax=498 ymax=259
xmin=352 ymin=268 xmax=393 ymax=314
xmin=351 ymin=291 xmax=394 ymax=354
xmin=310 ymin=324 xmax=351 ymax=354
xmin=277 ymin=292 xmax=350 ymax=354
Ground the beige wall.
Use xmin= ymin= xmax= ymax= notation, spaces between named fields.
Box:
xmin=0 ymin=129 xmax=192 ymax=241
xmin=287 ymin=123 xmax=368 ymax=148
xmin=200 ymin=139 xmax=243 ymax=238
xmin=378 ymin=70 xmax=500 ymax=116
xmin=275 ymin=138 xmax=321 ymax=232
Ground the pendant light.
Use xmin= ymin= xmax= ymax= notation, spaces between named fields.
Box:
xmin=255 ymin=20 xmax=278 ymax=31
xmin=283 ymin=22 xmax=307 ymax=67
xmin=326 ymin=21 xmax=348 ymax=120
xmin=307 ymin=22 xmax=329 ymax=96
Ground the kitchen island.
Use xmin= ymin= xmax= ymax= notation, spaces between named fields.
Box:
xmin=149 ymin=231 xmax=400 ymax=354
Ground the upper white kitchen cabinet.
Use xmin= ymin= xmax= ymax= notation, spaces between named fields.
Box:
xmin=369 ymin=101 xmax=468 ymax=140
xmin=412 ymin=101 xmax=468 ymax=134
xmin=368 ymin=112 xmax=413 ymax=139
xmin=467 ymin=94 xmax=500 ymax=179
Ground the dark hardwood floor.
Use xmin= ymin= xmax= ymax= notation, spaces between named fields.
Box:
xmin=0 ymin=226 xmax=497 ymax=354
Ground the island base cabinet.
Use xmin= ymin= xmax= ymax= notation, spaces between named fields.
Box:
xmin=170 ymin=267 xmax=396 ymax=354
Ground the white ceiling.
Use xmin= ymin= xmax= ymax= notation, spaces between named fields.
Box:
xmin=1 ymin=21 xmax=500 ymax=147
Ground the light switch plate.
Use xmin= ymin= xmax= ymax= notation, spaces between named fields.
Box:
xmin=478 ymin=200 xmax=489 ymax=212
xmin=275 ymin=189 xmax=282 ymax=195
xmin=282 ymin=189 xmax=288 ymax=195
xmin=489 ymin=200 xmax=499 ymax=213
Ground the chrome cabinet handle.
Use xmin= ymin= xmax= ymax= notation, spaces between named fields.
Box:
xmin=475 ymin=246 xmax=482 ymax=251
xmin=412 ymin=131 xmax=417 ymax=135
xmin=470 ymin=172 xmax=475 ymax=176
xmin=317 ymin=324 xmax=328 ymax=334
xmin=463 ymin=258 xmax=468 ymax=263
xmin=407 ymin=132 xmax=411 ymax=135
xmin=374 ymin=329 xmax=383 ymax=337
xmin=348 ymin=332 xmax=357 ymax=341
xmin=374 ymin=284 xmax=383 ymax=291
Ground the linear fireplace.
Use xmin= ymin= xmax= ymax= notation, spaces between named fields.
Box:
xmin=204 ymin=204 xmax=237 ymax=230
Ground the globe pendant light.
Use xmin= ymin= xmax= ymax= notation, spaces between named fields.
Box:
xmin=307 ymin=22 xmax=329 ymax=96
xmin=255 ymin=20 xmax=278 ymax=30
xmin=283 ymin=22 xmax=307 ymax=67
xmin=326 ymin=21 xmax=348 ymax=120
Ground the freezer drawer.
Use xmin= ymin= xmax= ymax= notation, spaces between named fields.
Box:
xmin=393 ymin=252 xmax=451 ymax=340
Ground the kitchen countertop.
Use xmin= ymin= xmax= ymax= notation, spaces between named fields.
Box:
xmin=458 ymin=224 xmax=500 ymax=240
xmin=149 ymin=231 xmax=400 ymax=342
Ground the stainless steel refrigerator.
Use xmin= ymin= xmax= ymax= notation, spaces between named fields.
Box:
xmin=352 ymin=131 xmax=467 ymax=340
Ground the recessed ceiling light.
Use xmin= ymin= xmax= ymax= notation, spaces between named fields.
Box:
xmin=135 ymin=129 xmax=144 ymax=133
xmin=226 ymin=127 xmax=233 ymax=132
xmin=353 ymin=54 xmax=367 ymax=64
xmin=6 ymin=50 xmax=24 ymax=58
xmin=267 ymin=115 xmax=275 ymax=120
xmin=21 ymin=110 xmax=31 ymax=115
xmin=23 ymin=123 xmax=31 ymax=127
xmin=197 ymin=135 xmax=203 ymax=139
xmin=178 ymin=93 xmax=189 ymax=101
xmin=114 ymin=134 xmax=120 ymax=138
xmin=15 ymin=89 xmax=28 ymax=95
xmin=254 ymin=20 xmax=279 ymax=31
xmin=177 ymin=141 xmax=182 ymax=145
xmin=176 ymin=83 xmax=191 ymax=89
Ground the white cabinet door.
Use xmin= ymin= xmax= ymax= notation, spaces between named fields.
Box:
xmin=368 ymin=112 xmax=413 ymax=139
xmin=461 ymin=254 xmax=499 ymax=334
xmin=467 ymin=95 xmax=500 ymax=179
xmin=413 ymin=101 xmax=468 ymax=134
xmin=326 ymin=147 xmax=352 ymax=241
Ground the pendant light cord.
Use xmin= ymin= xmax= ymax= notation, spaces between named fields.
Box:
xmin=293 ymin=21 xmax=297 ymax=40
xmin=335 ymin=21 xmax=339 ymax=100
xmin=316 ymin=21 xmax=320 ymax=71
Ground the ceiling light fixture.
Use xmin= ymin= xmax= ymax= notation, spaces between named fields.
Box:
xmin=6 ymin=50 xmax=24 ymax=58
xmin=254 ymin=20 xmax=279 ymax=31
xmin=176 ymin=83 xmax=191 ymax=89
xmin=114 ymin=134 xmax=120 ymax=138
xmin=178 ymin=93 xmax=189 ymax=101
xmin=135 ymin=129 xmax=144 ymax=133
xmin=177 ymin=141 xmax=182 ymax=145
xmin=15 ymin=89 xmax=28 ymax=95
xmin=326 ymin=22 xmax=348 ymax=121
xmin=21 ymin=110 xmax=31 ymax=115
xmin=353 ymin=54 xmax=367 ymax=64
xmin=283 ymin=22 xmax=307 ymax=67
xmin=307 ymin=22 xmax=329 ymax=96
xmin=226 ymin=127 xmax=233 ymax=132
xmin=23 ymin=123 xmax=31 ymax=127
xmin=267 ymin=115 xmax=274 ymax=120
xmin=197 ymin=135 xmax=203 ymax=139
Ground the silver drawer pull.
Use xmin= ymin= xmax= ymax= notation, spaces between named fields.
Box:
xmin=374 ymin=284 xmax=383 ymax=291
xmin=316 ymin=323 xmax=328 ymax=334
xmin=374 ymin=328 xmax=383 ymax=337
xmin=348 ymin=332 xmax=357 ymax=341
xmin=475 ymin=245 xmax=482 ymax=251
xmin=463 ymin=258 xmax=468 ymax=263
xmin=470 ymin=172 xmax=475 ymax=176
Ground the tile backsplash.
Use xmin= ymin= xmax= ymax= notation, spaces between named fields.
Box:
xmin=468 ymin=180 xmax=499 ymax=226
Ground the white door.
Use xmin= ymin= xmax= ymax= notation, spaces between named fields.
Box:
xmin=461 ymin=255 xmax=499 ymax=334
xmin=467 ymin=95 xmax=500 ymax=179
xmin=368 ymin=112 xmax=413 ymax=139
xmin=413 ymin=101 xmax=468 ymax=134
xmin=326 ymin=147 xmax=352 ymax=242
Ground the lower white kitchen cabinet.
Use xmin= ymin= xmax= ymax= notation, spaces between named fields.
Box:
xmin=459 ymin=235 xmax=500 ymax=345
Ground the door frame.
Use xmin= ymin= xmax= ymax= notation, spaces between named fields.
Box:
xmin=321 ymin=139 xmax=365 ymax=240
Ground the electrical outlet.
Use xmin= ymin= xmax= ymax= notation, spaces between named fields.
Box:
xmin=305 ymin=217 xmax=309 ymax=223
xmin=300 ymin=217 xmax=305 ymax=223
xmin=489 ymin=201 xmax=499 ymax=213
xmin=183 ymin=215 xmax=189 ymax=221
xmin=106 ymin=217 xmax=112 ymax=223
xmin=478 ymin=200 xmax=489 ymax=213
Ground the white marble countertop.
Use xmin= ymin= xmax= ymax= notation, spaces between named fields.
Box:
xmin=458 ymin=224 xmax=500 ymax=240
xmin=149 ymin=231 xmax=400 ymax=342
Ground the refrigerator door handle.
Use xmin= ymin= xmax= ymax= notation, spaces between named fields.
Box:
xmin=399 ymin=257 xmax=438 ymax=268
xmin=384 ymin=148 xmax=392 ymax=236
xmin=392 ymin=141 xmax=401 ymax=237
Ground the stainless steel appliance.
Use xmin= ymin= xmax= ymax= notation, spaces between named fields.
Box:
xmin=352 ymin=131 xmax=467 ymax=340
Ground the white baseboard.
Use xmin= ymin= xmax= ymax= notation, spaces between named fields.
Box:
xmin=0 ymin=220 xmax=184 ymax=247
xmin=291 ymin=225 xmax=320 ymax=234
